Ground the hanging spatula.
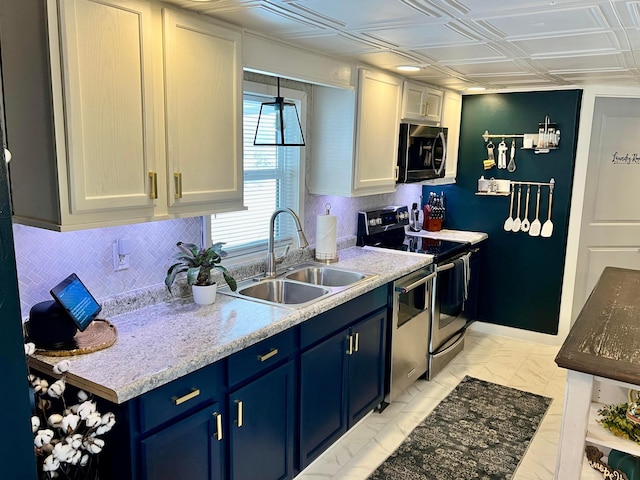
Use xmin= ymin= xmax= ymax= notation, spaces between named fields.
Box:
xmin=503 ymin=183 xmax=515 ymax=231
xmin=529 ymin=185 xmax=542 ymax=237
xmin=512 ymin=185 xmax=522 ymax=232
xmin=541 ymin=182 xmax=555 ymax=238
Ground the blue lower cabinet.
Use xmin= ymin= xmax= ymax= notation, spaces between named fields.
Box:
xmin=347 ymin=311 xmax=386 ymax=426
xmin=140 ymin=402 xmax=225 ymax=480
xmin=299 ymin=329 xmax=349 ymax=467
xmin=228 ymin=361 xmax=295 ymax=480
xmin=299 ymin=309 xmax=387 ymax=469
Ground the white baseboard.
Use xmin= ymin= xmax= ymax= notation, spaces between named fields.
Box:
xmin=468 ymin=321 xmax=564 ymax=346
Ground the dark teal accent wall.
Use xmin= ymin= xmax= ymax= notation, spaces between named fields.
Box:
xmin=424 ymin=90 xmax=582 ymax=335
xmin=0 ymin=135 xmax=37 ymax=476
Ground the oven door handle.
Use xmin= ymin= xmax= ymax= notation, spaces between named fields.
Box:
xmin=437 ymin=262 xmax=456 ymax=272
xmin=395 ymin=271 xmax=437 ymax=294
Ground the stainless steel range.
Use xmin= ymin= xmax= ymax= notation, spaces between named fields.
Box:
xmin=357 ymin=206 xmax=477 ymax=400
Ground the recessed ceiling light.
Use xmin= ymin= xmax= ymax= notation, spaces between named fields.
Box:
xmin=397 ymin=66 xmax=421 ymax=72
xmin=466 ymin=87 xmax=486 ymax=91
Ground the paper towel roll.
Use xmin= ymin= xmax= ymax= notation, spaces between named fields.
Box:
xmin=315 ymin=213 xmax=338 ymax=261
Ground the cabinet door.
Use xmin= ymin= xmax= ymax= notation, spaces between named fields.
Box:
xmin=348 ymin=310 xmax=387 ymax=426
xmin=141 ymin=403 xmax=224 ymax=480
xmin=354 ymin=69 xmax=402 ymax=193
xmin=424 ymin=88 xmax=444 ymax=123
xmin=299 ymin=329 xmax=349 ymax=469
xmin=402 ymin=81 xmax=443 ymax=123
xmin=163 ymin=9 xmax=243 ymax=212
xmin=228 ymin=362 xmax=295 ymax=480
xmin=57 ymin=0 xmax=156 ymax=214
xmin=441 ymin=90 xmax=462 ymax=182
xmin=401 ymin=81 xmax=427 ymax=120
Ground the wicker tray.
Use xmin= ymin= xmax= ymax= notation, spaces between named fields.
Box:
xmin=34 ymin=319 xmax=117 ymax=357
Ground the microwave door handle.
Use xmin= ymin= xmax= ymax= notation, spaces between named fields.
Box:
xmin=436 ymin=132 xmax=447 ymax=176
xmin=395 ymin=271 xmax=437 ymax=294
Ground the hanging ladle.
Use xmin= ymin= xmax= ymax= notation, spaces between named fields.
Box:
xmin=520 ymin=185 xmax=531 ymax=232
xmin=503 ymin=183 xmax=515 ymax=231
xmin=512 ymin=185 xmax=522 ymax=232
xmin=529 ymin=185 xmax=542 ymax=237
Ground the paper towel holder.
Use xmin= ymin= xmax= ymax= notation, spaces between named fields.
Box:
xmin=315 ymin=203 xmax=339 ymax=264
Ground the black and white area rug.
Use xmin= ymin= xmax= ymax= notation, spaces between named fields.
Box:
xmin=368 ymin=376 xmax=552 ymax=480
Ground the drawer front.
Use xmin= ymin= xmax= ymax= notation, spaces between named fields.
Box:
xmin=301 ymin=285 xmax=388 ymax=350
xmin=138 ymin=362 xmax=223 ymax=434
xmin=228 ymin=328 xmax=296 ymax=387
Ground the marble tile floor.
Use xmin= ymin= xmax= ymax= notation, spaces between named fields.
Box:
xmin=297 ymin=329 xmax=566 ymax=480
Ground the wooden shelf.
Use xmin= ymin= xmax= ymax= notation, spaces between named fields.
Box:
xmin=475 ymin=192 xmax=510 ymax=196
xmin=586 ymin=402 xmax=640 ymax=457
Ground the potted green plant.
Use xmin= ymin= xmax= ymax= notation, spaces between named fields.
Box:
xmin=165 ymin=242 xmax=237 ymax=305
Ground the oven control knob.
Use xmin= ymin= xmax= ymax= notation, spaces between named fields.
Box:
xmin=375 ymin=218 xmax=382 ymax=225
xmin=368 ymin=219 xmax=377 ymax=227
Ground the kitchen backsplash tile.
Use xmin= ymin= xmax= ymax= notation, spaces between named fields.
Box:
xmin=304 ymin=183 xmax=420 ymax=240
xmin=13 ymin=218 xmax=201 ymax=318
xmin=13 ymin=184 xmax=422 ymax=319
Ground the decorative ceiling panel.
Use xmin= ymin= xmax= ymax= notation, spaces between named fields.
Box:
xmin=413 ymin=43 xmax=507 ymax=63
xmin=162 ymin=0 xmax=640 ymax=90
xmin=512 ymin=32 xmax=621 ymax=57
xmin=478 ymin=6 xmax=611 ymax=39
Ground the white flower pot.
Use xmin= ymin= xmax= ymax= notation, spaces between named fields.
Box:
xmin=191 ymin=283 xmax=217 ymax=305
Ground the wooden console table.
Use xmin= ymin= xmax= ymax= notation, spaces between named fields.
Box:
xmin=555 ymin=267 xmax=640 ymax=479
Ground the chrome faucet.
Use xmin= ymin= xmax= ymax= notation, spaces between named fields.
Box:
xmin=266 ymin=208 xmax=309 ymax=277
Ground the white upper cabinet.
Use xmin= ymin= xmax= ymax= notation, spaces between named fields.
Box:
xmin=58 ymin=0 xmax=156 ymax=215
xmin=162 ymin=9 xmax=243 ymax=214
xmin=401 ymin=81 xmax=444 ymax=124
xmin=354 ymin=69 xmax=403 ymax=193
xmin=309 ymin=68 xmax=402 ymax=197
xmin=0 ymin=0 xmax=243 ymax=231
xmin=434 ymin=90 xmax=462 ymax=185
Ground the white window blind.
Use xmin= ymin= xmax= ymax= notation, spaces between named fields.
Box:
xmin=209 ymin=91 xmax=302 ymax=256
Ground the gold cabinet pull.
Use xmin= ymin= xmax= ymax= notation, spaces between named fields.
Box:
xmin=257 ymin=348 xmax=279 ymax=362
xmin=235 ymin=400 xmax=243 ymax=427
xmin=172 ymin=388 xmax=200 ymax=406
xmin=422 ymin=102 xmax=430 ymax=117
xmin=174 ymin=172 xmax=182 ymax=199
xmin=213 ymin=412 xmax=223 ymax=441
xmin=148 ymin=171 xmax=157 ymax=199
xmin=354 ymin=332 xmax=359 ymax=353
xmin=346 ymin=335 xmax=353 ymax=356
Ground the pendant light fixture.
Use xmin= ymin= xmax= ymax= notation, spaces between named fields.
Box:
xmin=253 ymin=78 xmax=305 ymax=147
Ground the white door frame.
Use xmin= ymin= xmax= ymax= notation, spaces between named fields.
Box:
xmin=559 ymin=85 xmax=640 ymax=342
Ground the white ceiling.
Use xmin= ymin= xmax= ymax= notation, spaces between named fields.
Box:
xmin=163 ymin=0 xmax=640 ymax=91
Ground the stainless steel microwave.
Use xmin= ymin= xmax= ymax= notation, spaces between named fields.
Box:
xmin=397 ymin=123 xmax=448 ymax=183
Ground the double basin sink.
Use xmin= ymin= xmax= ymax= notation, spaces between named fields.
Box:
xmin=220 ymin=263 xmax=376 ymax=308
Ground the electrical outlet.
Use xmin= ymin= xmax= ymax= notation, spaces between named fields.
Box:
xmin=112 ymin=242 xmax=130 ymax=271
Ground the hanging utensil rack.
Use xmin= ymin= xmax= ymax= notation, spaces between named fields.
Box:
xmin=482 ymin=131 xmax=524 ymax=141
xmin=476 ymin=178 xmax=555 ymax=196
xmin=482 ymin=116 xmax=560 ymax=154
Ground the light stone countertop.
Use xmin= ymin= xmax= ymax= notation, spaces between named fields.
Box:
xmin=29 ymin=247 xmax=432 ymax=404
xmin=404 ymin=227 xmax=488 ymax=245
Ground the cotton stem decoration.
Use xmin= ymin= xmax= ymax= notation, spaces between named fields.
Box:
xmin=25 ymin=343 xmax=116 ymax=479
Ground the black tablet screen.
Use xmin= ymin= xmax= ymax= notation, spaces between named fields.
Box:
xmin=50 ymin=273 xmax=102 ymax=332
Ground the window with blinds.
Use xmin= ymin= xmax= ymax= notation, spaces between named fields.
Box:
xmin=208 ymin=89 xmax=303 ymax=257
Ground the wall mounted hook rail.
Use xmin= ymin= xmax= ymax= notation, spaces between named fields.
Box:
xmin=482 ymin=130 xmax=525 ymax=142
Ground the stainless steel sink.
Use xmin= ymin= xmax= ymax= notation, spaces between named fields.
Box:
xmin=285 ymin=266 xmax=366 ymax=287
xmin=219 ymin=263 xmax=376 ymax=308
xmin=236 ymin=279 xmax=329 ymax=307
